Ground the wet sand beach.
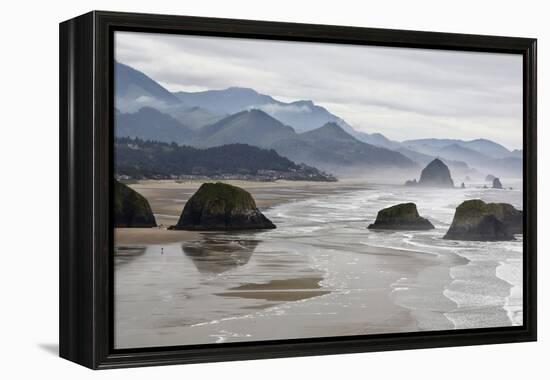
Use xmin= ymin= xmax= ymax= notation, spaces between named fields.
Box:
xmin=114 ymin=237 xmax=458 ymax=348
xmin=123 ymin=179 xmax=371 ymax=226
xmin=216 ymin=277 xmax=331 ymax=302
xmin=114 ymin=179 xmax=522 ymax=348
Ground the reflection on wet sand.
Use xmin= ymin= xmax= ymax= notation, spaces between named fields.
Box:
xmin=182 ymin=234 xmax=259 ymax=274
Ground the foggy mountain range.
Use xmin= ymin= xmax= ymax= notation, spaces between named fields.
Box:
xmin=115 ymin=62 xmax=522 ymax=179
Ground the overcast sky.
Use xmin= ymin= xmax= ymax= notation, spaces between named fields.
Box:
xmin=115 ymin=31 xmax=523 ymax=150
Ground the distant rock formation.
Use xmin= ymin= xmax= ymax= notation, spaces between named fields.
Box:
xmin=464 ymin=176 xmax=471 ymax=181
xmin=405 ymin=158 xmax=454 ymax=187
xmin=368 ymin=203 xmax=435 ymax=230
xmin=461 ymin=182 xmax=466 ymax=189
xmin=405 ymin=159 xmax=454 ymax=187
xmin=485 ymin=174 xmax=496 ymax=182
xmin=492 ymin=177 xmax=503 ymax=189
xmin=444 ymin=199 xmax=522 ymax=241
xmin=418 ymin=159 xmax=454 ymax=187
xmin=114 ymin=180 xmax=157 ymax=227
xmin=169 ymin=182 xmax=276 ymax=230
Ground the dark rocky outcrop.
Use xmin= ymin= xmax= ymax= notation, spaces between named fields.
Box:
xmin=418 ymin=159 xmax=454 ymax=187
xmin=444 ymin=199 xmax=522 ymax=241
xmin=492 ymin=177 xmax=503 ymax=189
xmin=461 ymin=182 xmax=466 ymax=189
xmin=368 ymin=203 xmax=435 ymax=230
xmin=405 ymin=159 xmax=454 ymax=187
xmin=114 ymin=180 xmax=157 ymax=227
xmin=169 ymin=182 xmax=276 ymax=230
xmin=485 ymin=174 xmax=496 ymax=182
xmin=491 ymin=203 xmax=523 ymax=234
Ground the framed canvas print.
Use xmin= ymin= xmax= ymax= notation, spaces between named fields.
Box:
xmin=59 ymin=11 xmax=537 ymax=369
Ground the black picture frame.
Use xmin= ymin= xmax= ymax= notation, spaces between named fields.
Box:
xmin=59 ymin=10 xmax=537 ymax=369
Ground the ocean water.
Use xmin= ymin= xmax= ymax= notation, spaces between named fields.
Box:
xmin=115 ymin=181 xmax=523 ymax=347
xmin=263 ymin=182 xmax=523 ymax=330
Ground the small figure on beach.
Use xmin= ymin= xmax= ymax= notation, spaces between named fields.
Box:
xmin=161 ymin=247 xmax=164 ymax=255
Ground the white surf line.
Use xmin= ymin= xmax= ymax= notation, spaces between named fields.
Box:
xmin=495 ymin=258 xmax=523 ymax=326
xmin=358 ymin=241 xmax=443 ymax=258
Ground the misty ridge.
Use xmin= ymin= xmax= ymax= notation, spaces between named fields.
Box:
xmin=114 ymin=62 xmax=522 ymax=182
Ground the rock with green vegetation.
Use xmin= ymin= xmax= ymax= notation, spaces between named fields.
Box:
xmin=114 ymin=180 xmax=157 ymax=227
xmin=444 ymin=199 xmax=522 ymax=241
xmin=418 ymin=159 xmax=454 ymax=187
xmin=492 ymin=177 xmax=503 ymax=189
xmin=368 ymin=203 xmax=435 ymax=230
xmin=169 ymin=182 xmax=276 ymax=230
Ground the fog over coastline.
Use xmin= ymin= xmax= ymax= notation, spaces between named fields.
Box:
xmin=115 ymin=31 xmax=523 ymax=150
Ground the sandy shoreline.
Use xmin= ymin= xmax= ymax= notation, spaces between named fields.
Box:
xmin=116 ymin=179 xmax=371 ymax=240
xmin=113 ymin=179 xmax=470 ymax=348
xmin=115 ymin=228 xmax=202 ymax=245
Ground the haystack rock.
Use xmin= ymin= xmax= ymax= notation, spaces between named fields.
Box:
xmin=492 ymin=177 xmax=503 ymax=189
xmin=368 ymin=203 xmax=435 ymax=231
xmin=169 ymin=182 xmax=276 ymax=230
xmin=444 ymin=199 xmax=522 ymax=241
xmin=114 ymin=180 xmax=157 ymax=227
xmin=485 ymin=174 xmax=496 ymax=182
xmin=418 ymin=159 xmax=454 ymax=187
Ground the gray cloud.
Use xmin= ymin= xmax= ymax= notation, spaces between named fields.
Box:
xmin=115 ymin=31 xmax=523 ymax=150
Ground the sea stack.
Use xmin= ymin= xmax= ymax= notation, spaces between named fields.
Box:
xmin=418 ymin=159 xmax=454 ymax=187
xmin=485 ymin=174 xmax=496 ymax=182
xmin=114 ymin=180 xmax=157 ymax=227
xmin=368 ymin=203 xmax=435 ymax=230
xmin=169 ymin=182 xmax=276 ymax=230
xmin=444 ymin=199 xmax=522 ymax=241
xmin=492 ymin=177 xmax=503 ymax=189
